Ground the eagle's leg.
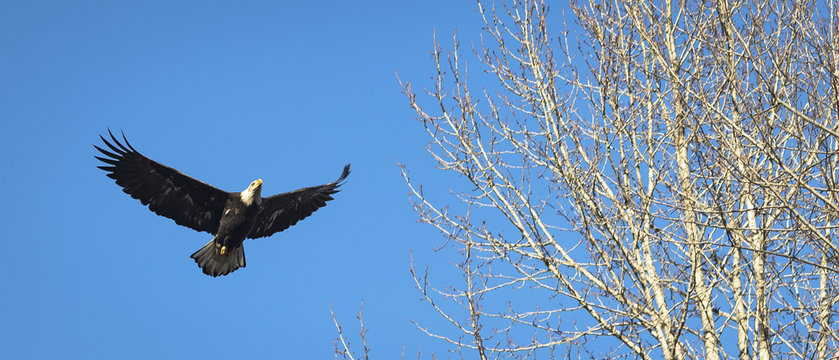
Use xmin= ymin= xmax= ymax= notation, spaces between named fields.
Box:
xmin=220 ymin=246 xmax=227 ymax=255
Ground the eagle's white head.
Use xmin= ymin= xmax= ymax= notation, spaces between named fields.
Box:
xmin=240 ymin=179 xmax=263 ymax=206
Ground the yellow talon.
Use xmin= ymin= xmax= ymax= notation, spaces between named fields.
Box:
xmin=220 ymin=246 xmax=227 ymax=255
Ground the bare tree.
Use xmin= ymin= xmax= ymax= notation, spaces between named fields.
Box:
xmin=332 ymin=302 xmax=374 ymax=360
xmin=392 ymin=0 xmax=839 ymax=359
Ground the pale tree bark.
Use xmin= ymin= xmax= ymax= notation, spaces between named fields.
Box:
xmin=333 ymin=0 xmax=839 ymax=358
xmin=383 ymin=0 xmax=839 ymax=359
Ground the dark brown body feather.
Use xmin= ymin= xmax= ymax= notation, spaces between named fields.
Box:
xmin=94 ymin=130 xmax=349 ymax=277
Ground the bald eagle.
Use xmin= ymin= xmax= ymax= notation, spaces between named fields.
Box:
xmin=94 ymin=130 xmax=349 ymax=277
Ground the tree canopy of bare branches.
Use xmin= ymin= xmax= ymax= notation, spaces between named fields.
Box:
xmin=394 ymin=0 xmax=839 ymax=359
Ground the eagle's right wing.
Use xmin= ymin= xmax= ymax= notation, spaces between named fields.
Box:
xmin=248 ymin=164 xmax=350 ymax=239
xmin=94 ymin=130 xmax=230 ymax=234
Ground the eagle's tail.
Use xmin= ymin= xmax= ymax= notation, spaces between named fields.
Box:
xmin=190 ymin=240 xmax=246 ymax=277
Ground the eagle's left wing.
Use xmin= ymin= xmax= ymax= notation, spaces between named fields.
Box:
xmin=248 ymin=164 xmax=350 ymax=239
xmin=95 ymin=130 xmax=230 ymax=234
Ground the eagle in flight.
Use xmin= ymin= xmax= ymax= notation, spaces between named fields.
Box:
xmin=94 ymin=130 xmax=349 ymax=277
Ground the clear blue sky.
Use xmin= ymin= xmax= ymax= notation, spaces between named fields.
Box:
xmin=0 ymin=1 xmax=499 ymax=358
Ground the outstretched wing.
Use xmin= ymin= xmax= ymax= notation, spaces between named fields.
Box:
xmin=94 ymin=129 xmax=230 ymax=234
xmin=248 ymin=164 xmax=350 ymax=239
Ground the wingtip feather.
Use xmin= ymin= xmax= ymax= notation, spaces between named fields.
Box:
xmin=107 ymin=129 xmax=131 ymax=154
xmin=93 ymin=144 xmax=121 ymax=159
xmin=99 ymin=133 xmax=126 ymax=155
xmin=121 ymin=130 xmax=138 ymax=152
xmin=337 ymin=163 xmax=351 ymax=183
xmin=94 ymin=156 xmax=119 ymax=165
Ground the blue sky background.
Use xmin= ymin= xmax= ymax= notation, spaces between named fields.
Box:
xmin=0 ymin=1 xmax=529 ymax=358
